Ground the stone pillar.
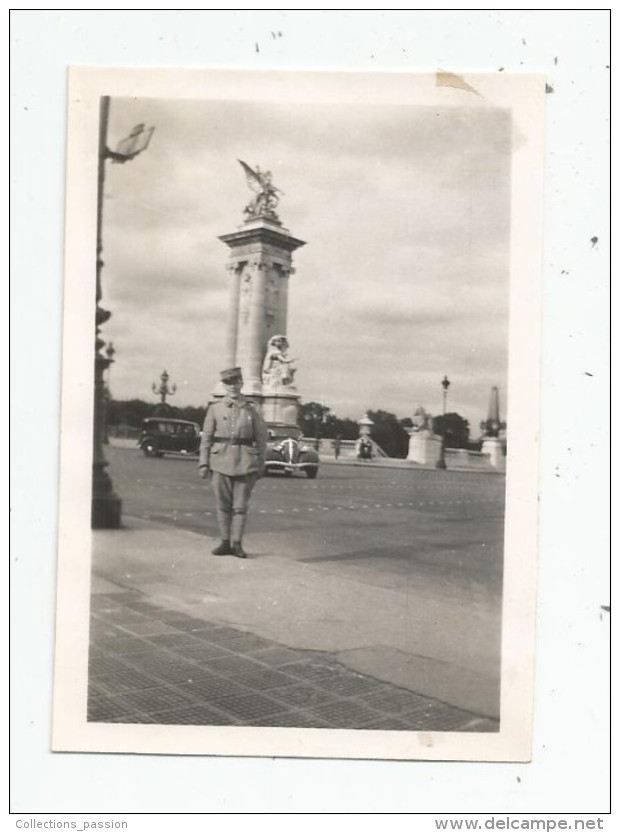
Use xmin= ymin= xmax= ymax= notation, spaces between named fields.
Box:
xmin=274 ymin=263 xmax=291 ymax=334
xmin=407 ymin=429 xmax=442 ymax=466
xmin=218 ymin=217 xmax=305 ymax=404
xmin=242 ymin=259 xmax=268 ymax=394
xmin=482 ymin=436 xmax=504 ymax=469
xmin=225 ymin=263 xmax=243 ymax=368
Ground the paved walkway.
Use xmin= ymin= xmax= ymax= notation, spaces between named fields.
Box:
xmin=89 ymin=581 xmax=498 ymax=731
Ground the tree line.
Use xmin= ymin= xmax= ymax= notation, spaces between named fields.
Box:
xmin=296 ymin=403 xmax=475 ymax=457
xmin=106 ymin=397 xmax=476 ymax=457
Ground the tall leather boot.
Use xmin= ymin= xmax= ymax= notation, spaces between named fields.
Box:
xmin=213 ymin=511 xmax=232 ymax=555
xmin=231 ymin=510 xmax=247 ymax=558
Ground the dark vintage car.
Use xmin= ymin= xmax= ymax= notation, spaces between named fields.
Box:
xmin=265 ymin=423 xmax=319 ymax=478
xmin=138 ymin=417 xmax=201 ymax=458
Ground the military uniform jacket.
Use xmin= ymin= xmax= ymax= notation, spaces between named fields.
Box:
xmin=199 ymin=395 xmax=267 ymax=476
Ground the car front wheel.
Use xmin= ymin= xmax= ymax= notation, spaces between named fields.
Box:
xmin=306 ymin=467 xmax=318 ymax=479
xmin=142 ymin=440 xmax=159 ymax=458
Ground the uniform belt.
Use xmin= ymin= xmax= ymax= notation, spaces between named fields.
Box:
xmin=213 ymin=436 xmax=255 ymax=446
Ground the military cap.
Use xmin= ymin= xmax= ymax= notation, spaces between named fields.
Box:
xmin=220 ymin=366 xmax=243 ymax=382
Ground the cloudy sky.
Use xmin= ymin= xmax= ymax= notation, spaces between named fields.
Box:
xmin=103 ymin=95 xmax=511 ymax=431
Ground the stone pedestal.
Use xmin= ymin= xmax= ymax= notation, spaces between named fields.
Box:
xmin=482 ymin=436 xmax=504 ymax=469
xmin=261 ymin=390 xmax=300 ymax=425
xmin=407 ymin=429 xmax=442 ymax=466
xmin=358 ymin=413 xmax=374 ymax=438
xmin=215 ymin=216 xmax=305 ymax=420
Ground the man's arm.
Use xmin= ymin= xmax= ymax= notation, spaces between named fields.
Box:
xmin=252 ymin=406 xmax=268 ymax=473
xmin=198 ymin=405 xmax=215 ymax=474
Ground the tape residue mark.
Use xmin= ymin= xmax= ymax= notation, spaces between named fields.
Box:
xmin=436 ymin=70 xmax=481 ymax=97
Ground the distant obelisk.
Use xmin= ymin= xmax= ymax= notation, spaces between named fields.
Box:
xmin=482 ymin=386 xmax=501 ymax=437
xmin=217 ymin=161 xmax=305 ymax=424
xmin=481 ymin=386 xmax=505 ymax=468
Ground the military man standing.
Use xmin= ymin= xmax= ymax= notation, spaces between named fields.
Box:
xmin=199 ymin=367 xmax=267 ymax=558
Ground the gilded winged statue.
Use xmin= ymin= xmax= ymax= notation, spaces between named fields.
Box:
xmin=238 ymin=160 xmax=283 ymax=221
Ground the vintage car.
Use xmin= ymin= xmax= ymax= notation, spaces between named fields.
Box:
xmin=265 ymin=423 xmax=319 ymax=478
xmin=138 ymin=417 xmax=201 ymax=458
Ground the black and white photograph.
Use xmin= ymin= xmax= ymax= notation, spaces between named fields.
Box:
xmin=51 ymin=67 xmax=544 ymax=761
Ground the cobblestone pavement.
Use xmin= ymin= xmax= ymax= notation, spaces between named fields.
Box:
xmin=88 ymin=589 xmax=499 ymax=731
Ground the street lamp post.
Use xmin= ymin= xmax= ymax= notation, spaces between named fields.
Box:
xmin=102 ymin=342 xmax=116 ymax=445
xmin=435 ymin=374 xmax=451 ymax=470
xmin=105 ymin=342 xmax=116 ymax=383
xmin=92 ymin=97 xmax=154 ymax=529
xmin=152 ymin=369 xmax=177 ymax=412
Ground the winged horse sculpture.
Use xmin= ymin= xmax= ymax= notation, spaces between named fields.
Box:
xmin=238 ymin=160 xmax=283 ymax=221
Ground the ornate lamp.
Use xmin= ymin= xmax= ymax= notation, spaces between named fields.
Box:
xmin=152 ymin=369 xmax=177 ymax=409
xmin=92 ymin=97 xmax=154 ymax=528
xmin=435 ymin=375 xmax=450 ymax=470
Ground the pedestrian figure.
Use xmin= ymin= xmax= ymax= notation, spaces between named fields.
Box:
xmin=198 ymin=367 xmax=267 ymax=558
xmin=333 ymin=435 xmax=342 ymax=460
xmin=356 ymin=436 xmax=373 ymax=461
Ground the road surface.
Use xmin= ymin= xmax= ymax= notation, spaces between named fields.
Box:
xmin=94 ymin=446 xmax=506 ymax=716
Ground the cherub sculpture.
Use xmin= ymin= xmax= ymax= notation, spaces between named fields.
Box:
xmin=412 ymin=406 xmax=432 ymax=432
xmin=262 ymin=335 xmax=297 ymax=387
xmin=238 ymin=160 xmax=283 ymax=222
